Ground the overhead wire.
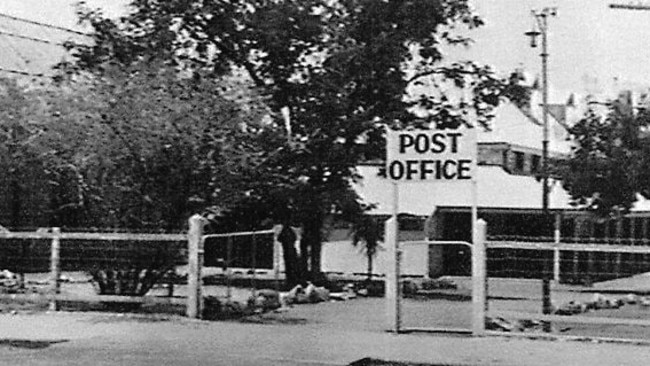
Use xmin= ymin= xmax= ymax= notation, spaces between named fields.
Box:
xmin=0 ymin=11 xmax=91 ymax=37
xmin=0 ymin=29 xmax=65 ymax=46
xmin=0 ymin=11 xmax=92 ymax=79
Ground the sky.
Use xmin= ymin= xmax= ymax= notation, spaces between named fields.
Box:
xmin=2 ymin=0 xmax=650 ymax=99
xmin=457 ymin=0 xmax=650 ymax=101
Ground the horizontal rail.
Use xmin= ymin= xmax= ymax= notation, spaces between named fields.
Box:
xmin=0 ymin=293 xmax=187 ymax=306
xmin=401 ymin=240 xmax=473 ymax=248
xmin=487 ymin=241 xmax=650 ymax=253
xmin=490 ymin=310 xmax=650 ymax=328
xmin=202 ymin=229 xmax=274 ymax=240
xmin=0 ymin=232 xmax=186 ymax=241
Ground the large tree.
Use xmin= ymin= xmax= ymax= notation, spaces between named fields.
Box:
xmin=62 ymin=0 xmax=526 ymax=284
xmin=559 ymin=100 xmax=650 ymax=217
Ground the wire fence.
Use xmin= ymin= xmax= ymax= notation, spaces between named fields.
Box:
xmin=201 ymin=229 xmax=279 ymax=303
xmin=0 ymin=230 xmax=188 ymax=312
xmin=485 ymin=237 xmax=650 ymax=340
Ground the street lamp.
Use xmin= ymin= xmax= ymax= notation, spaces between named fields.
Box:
xmin=525 ymin=7 xmax=557 ymax=330
xmin=525 ymin=7 xmax=557 ymax=215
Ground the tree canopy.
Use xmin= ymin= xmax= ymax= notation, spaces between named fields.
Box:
xmin=559 ymin=101 xmax=650 ymax=217
xmin=52 ymin=0 xmax=528 ymax=283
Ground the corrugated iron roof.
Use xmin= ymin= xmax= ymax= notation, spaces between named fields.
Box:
xmin=354 ymin=164 xmax=574 ymax=216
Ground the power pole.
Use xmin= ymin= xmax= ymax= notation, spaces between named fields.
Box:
xmin=525 ymin=7 xmax=557 ymax=332
xmin=525 ymin=7 xmax=557 ymax=215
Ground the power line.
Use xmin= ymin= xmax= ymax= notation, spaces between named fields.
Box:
xmin=0 ymin=29 xmax=65 ymax=46
xmin=0 ymin=66 xmax=49 ymax=78
xmin=609 ymin=3 xmax=650 ymax=10
xmin=0 ymin=12 xmax=91 ymax=37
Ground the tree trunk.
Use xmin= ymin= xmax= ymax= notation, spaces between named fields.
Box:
xmin=302 ymin=213 xmax=323 ymax=282
xmin=278 ymin=225 xmax=303 ymax=287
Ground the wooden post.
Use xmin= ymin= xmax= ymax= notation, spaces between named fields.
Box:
xmin=49 ymin=228 xmax=61 ymax=311
xmin=226 ymin=236 xmax=233 ymax=301
xmin=553 ymin=213 xmax=561 ymax=283
xmin=384 ymin=216 xmax=400 ymax=333
xmin=272 ymin=225 xmax=283 ymax=292
xmin=587 ymin=218 xmax=595 ymax=282
xmin=187 ymin=214 xmax=206 ymax=319
xmin=472 ymin=219 xmax=487 ymax=336
xmin=251 ymin=232 xmax=257 ymax=297
xmin=615 ymin=219 xmax=623 ymax=277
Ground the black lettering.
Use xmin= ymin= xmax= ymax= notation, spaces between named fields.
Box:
xmin=399 ymin=134 xmax=414 ymax=153
xmin=405 ymin=160 xmax=419 ymax=180
xmin=435 ymin=160 xmax=442 ymax=179
xmin=414 ymin=134 xmax=429 ymax=153
xmin=457 ymin=159 xmax=472 ymax=179
xmin=442 ymin=160 xmax=457 ymax=179
xmin=431 ymin=133 xmax=446 ymax=153
xmin=388 ymin=161 xmax=404 ymax=180
xmin=448 ymin=132 xmax=462 ymax=153
xmin=420 ymin=160 xmax=435 ymax=180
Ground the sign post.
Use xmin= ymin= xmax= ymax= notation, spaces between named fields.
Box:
xmin=385 ymin=127 xmax=478 ymax=333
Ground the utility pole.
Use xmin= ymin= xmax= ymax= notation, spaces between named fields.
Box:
xmin=525 ymin=7 xmax=557 ymax=332
xmin=525 ymin=7 xmax=557 ymax=215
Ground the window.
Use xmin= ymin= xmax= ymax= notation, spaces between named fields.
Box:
xmin=531 ymin=155 xmax=541 ymax=173
xmin=514 ymin=152 xmax=525 ymax=172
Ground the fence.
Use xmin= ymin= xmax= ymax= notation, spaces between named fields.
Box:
xmin=384 ymin=218 xmax=487 ymax=335
xmin=0 ymin=229 xmax=187 ymax=311
xmin=0 ymin=215 xmax=282 ymax=319
xmin=167 ymin=215 xmax=282 ymax=318
xmin=485 ymin=238 xmax=650 ymax=340
xmin=384 ymin=218 xmax=650 ymax=341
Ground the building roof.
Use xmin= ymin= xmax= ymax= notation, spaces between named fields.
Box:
xmin=354 ymin=164 xmax=575 ymax=216
xmin=478 ymin=102 xmax=573 ymax=155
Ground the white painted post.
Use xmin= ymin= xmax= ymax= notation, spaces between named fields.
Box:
xmin=472 ymin=219 xmax=487 ymax=336
xmin=187 ymin=214 xmax=206 ymax=319
xmin=384 ymin=216 xmax=400 ymax=333
xmin=553 ymin=213 xmax=561 ymax=283
xmin=49 ymin=227 xmax=61 ymax=311
xmin=272 ymin=225 xmax=283 ymax=292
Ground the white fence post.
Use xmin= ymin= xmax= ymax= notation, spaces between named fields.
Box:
xmin=553 ymin=212 xmax=561 ymax=283
xmin=272 ymin=225 xmax=283 ymax=292
xmin=472 ymin=219 xmax=487 ymax=335
xmin=384 ymin=216 xmax=400 ymax=333
xmin=49 ymin=227 xmax=61 ymax=311
xmin=187 ymin=214 xmax=206 ymax=319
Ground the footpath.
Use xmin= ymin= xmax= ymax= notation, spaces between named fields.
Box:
xmin=0 ymin=305 xmax=649 ymax=366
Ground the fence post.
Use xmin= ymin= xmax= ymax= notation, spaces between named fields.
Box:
xmin=187 ymin=214 xmax=206 ymax=319
xmin=553 ymin=212 xmax=561 ymax=283
xmin=49 ymin=227 xmax=61 ymax=311
xmin=272 ymin=225 xmax=283 ymax=292
xmin=384 ymin=216 xmax=400 ymax=333
xmin=472 ymin=219 xmax=487 ymax=336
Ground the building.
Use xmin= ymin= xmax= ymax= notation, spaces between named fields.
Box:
xmin=324 ymin=94 xmax=650 ymax=281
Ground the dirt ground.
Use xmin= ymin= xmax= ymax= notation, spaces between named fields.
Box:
xmin=1 ymin=301 xmax=650 ymax=366
xmin=2 ymin=272 xmax=650 ymax=365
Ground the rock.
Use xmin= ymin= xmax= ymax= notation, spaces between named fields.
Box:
xmin=555 ymin=301 xmax=587 ymax=316
xmin=639 ymin=296 xmax=650 ymax=307
xmin=485 ymin=317 xmax=516 ymax=332
xmin=624 ymin=294 xmax=639 ymax=304
xmin=249 ymin=289 xmax=281 ymax=312
xmin=305 ymin=282 xmax=329 ymax=303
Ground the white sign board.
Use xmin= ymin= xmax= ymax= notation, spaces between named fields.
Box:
xmin=386 ymin=128 xmax=476 ymax=182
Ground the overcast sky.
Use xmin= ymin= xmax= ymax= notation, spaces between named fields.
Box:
xmin=3 ymin=0 xmax=650 ymax=99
